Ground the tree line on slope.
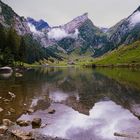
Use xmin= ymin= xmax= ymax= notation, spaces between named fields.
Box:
xmin=0 ymin=24 xmax=62 ymax=66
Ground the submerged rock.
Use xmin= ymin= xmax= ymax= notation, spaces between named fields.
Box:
xmin=32 ymin=118 xmax=42 ymax=128
xmin=16 ymin=120 xmax=31 ymax=127
xmin=15 ymin=72 xmax=23 ymax=77
xmin=48 ymin=109 xmax=56 ymax=114
xmin=27 ymin=108 xmax=34 ymax=114
xmin=0 ymin=107 xmax=4 ymax=112
xmin=2 ymin=119 xmax=13 ymax=127
xmin=114 ymin=132 xmax=140 ymax=139
xmin=131 ymin=104 xmax=140 ymax=119
xmin=3 ymin=98 xmax=11 ymax=103
xmin=11 ymin=130 xmax=34 ymax=140
xmin=9 ymin=108 xmax=16 ymax=113
xmin=8 ymin=92 xmax=16 ymax=99
xmin=0 ymin=126 xmax=8 ymax=134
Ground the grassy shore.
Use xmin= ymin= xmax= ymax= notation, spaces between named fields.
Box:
xmin=83 ymin=41 xmax=140 ymax=68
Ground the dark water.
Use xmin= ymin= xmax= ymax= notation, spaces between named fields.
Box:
xmin=0 ymin=67 xmax=140 ymax=140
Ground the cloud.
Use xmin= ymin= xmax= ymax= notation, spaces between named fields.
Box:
xmin=28 ymin=23 xmax=43 ymax=36
xmin=47 ymin=28 xmax=79 ymax=41
xmin=129 ymin=11 xmax=140 ymax=27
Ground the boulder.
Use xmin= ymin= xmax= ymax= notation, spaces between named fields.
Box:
xmin=31 ymin=118 xmax=41 ymax=128
xmin=2 ymin=119 xmax=13 ymax=127
xmin=0 ymin=67 xmax=13 ymax=74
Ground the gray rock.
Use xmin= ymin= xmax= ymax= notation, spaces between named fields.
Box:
xmin=48 ymin=109 xmax=56 ymax=114
xmin=32 ymin=118 xmax=42 ymax=128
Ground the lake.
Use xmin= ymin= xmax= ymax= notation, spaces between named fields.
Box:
xmin=0 ymin=67 xmax=140 ymax=140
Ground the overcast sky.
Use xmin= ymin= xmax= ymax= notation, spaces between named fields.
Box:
xmin=2 ymin=0 xmax=140 ymax=27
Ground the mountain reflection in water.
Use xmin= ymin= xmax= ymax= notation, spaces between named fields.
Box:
xmin=0 ymin=67 xmax=140 ymax=140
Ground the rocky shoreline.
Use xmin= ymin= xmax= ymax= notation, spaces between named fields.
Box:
xmin=0 ymin=130 xmax=66 ymax=140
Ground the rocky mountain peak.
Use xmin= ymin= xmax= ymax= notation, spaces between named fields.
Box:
xmin=62 ymin=13 xmax=89 ymax=33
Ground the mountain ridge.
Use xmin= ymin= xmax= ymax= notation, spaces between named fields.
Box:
xmin=0 ymin=0 xmax=140 ymax=65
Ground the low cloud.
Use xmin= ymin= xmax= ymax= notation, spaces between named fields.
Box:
xmin=47 ymin=28 xmax=79 ymax=41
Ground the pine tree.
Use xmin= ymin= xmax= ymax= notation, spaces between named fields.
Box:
xmin=6 ymin=27 xmax=20 ymax=61
xmin=0 ymin=24 xmax=6 ymax=52
xmin=19 ymin=37 xmax=26 ymax=63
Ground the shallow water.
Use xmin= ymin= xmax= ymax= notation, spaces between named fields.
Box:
xmin=0 ymin=67 xmax=140 ymax=140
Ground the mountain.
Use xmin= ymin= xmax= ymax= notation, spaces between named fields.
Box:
xmin=93 ymin=41 xmax=140 ymax=66
xmin=39 ymin=13 xmax=112 ymax=58
xmin=0 ymin=0 xmax=30 ymax=35
xmin=107 ymin=6 xmax=140 ymax=46
xmin=0 ymin=0 xmax=140 ymax=66
xmin=27 ymin=17 xmax=49 ymax=31
xmin=0 ymin=0 xmax=62 ymax=66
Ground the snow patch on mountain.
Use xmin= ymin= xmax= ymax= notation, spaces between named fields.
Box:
xmin=129 ymin=11 xmax=140 ymax=27
xmin=48 ymin=28 xmax=79 ymax=41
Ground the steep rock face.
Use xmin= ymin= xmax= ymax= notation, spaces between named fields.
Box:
xmin=107 ymin=6 xmax=140 ymax=46
xmin=27 ymin=17 xmax=49 ymax=31
xmin=62 ymin=13 xmax=88 ymax=33
xmin=0 ymin=0 xmax=30 ymax=35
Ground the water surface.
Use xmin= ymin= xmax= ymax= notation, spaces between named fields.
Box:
xmin=0 ymin=67 xmax=140 ymax=140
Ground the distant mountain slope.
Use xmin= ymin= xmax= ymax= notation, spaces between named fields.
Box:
xmin=0 ymin=0 xmax=30 ymax=35
xmin=107 ymin=6 xmax=140 ymax=46
xmin=27 ymin=17 xmax=49 ymax=31
xmin=93 ymin=41 xmax=140 ymax=65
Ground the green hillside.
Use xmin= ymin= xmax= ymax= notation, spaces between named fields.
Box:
xmin=93 ymin=41 xmax=140 ymax=66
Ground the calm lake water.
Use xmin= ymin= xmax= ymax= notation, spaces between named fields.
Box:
xmin=0 ymin=67 xmax=140 ymax=140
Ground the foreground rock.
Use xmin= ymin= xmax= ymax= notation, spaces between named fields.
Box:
xmin=48 ymin=109 xmax=56 ymax=114
xmin=16 ymin=120 xmax=31 ymax=127
xmin=27 ymin=108 xmax=35 ymax=114
xmin=0 ymin=130 xmax=67 ymax=140
xmin=8 ymin=92 xmax=16 ymax=99
xmin=0 ymin=126 xmax=8 ymax=134
xmin=0 ymin=107 xmax=4 ymax=112
xmin=0 ymin=67 xmax=13 ymax=74
xmin=11 ymin=130 xmax=34 ymax=140
xmin=131 ymin=104 xmax=140 ymax=119
xmin=2 ymin=119 xmax=13 ymax=127
xmin=15 ymin=72 xmax=23 ymax=77
xmin=114 ymin=132 xmax=140 ymax=139
xmin=32 ymin=118 xmax=41 ymax=128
